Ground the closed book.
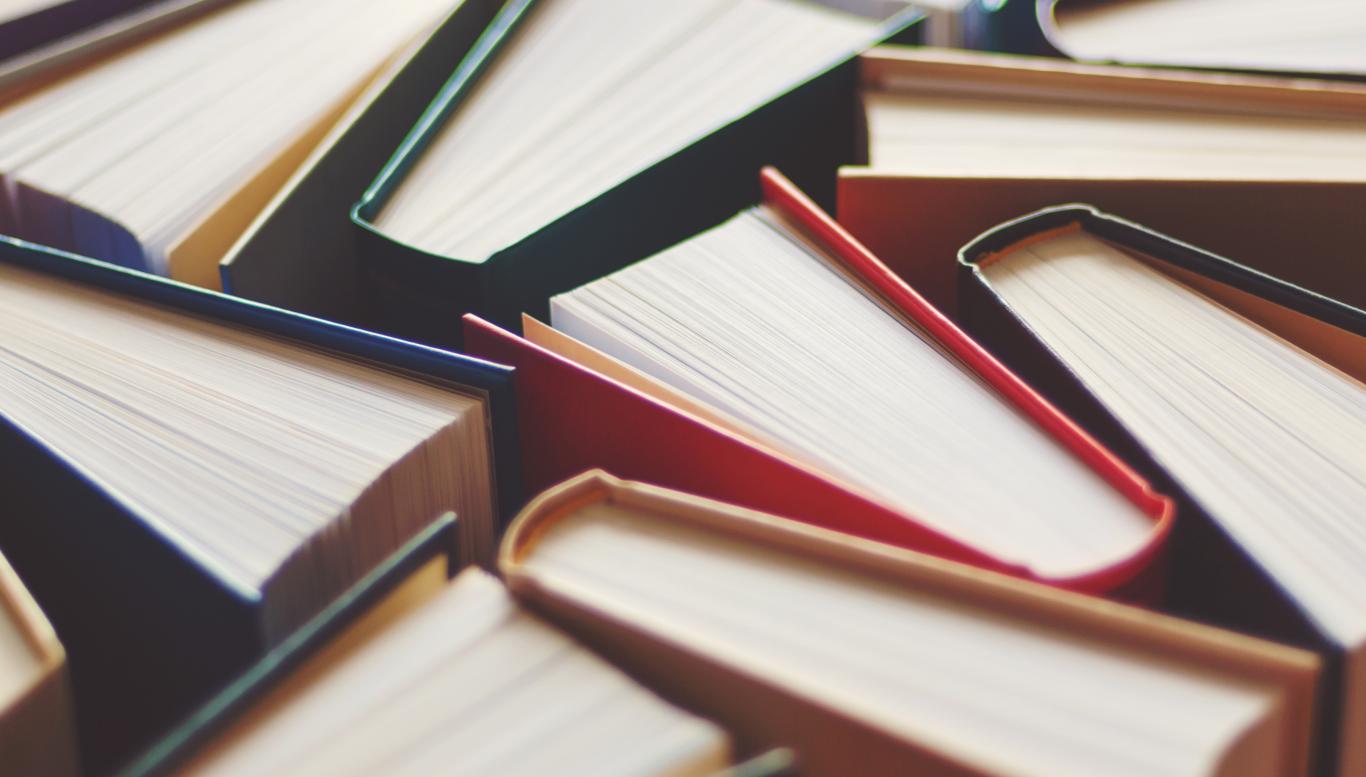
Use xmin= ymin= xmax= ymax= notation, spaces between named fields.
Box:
xmin=465 ymin=167 xmax=1172 ymax=599
xmin=125 ymin=524 xmax=740 ymax=777
xmin=0 ymin=0 xmax=453 ymax=290
xmin=119 ymin=515 xmax=461 ymax=777
xmin=220 ymin=0 xmax=502 ymax=326
xmin=838 ymin=46 xmax=1366 ymax=315
xmin=0 ymin=0 xmax=225 ymax=91
xmin=0 ymin=236 xmax=521 ymax=771
xmin=500 ymin=470 xmax=1321 ymax=777
xmin=957 ymin=204 xmax=1366 ymax=776
xmin=347 ymin=0 xmax=921 ymax=348
xmin=1039 ymin=0 xmax=1366 ymax=81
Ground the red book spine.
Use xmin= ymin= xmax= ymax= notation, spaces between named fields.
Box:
xmin=465 ymin=168 xmax=1175 ymax=600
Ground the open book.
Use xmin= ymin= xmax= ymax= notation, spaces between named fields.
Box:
xmin=501 ymin=471 xmax=1320 ymax=777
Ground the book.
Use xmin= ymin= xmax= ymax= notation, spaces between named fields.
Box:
xmin=467 ymin=167 xmax=1171 ymax=598
xmin=122 ymin=511 xmax=793 ymax=777
xmin=548 ymin=169 xmax=1172 ymax=585
xmin=0 ymin=237 xmax=520 ymax=771
xmin=0 ymin=1 xmax=252 ymax=107
xmin=0 ymin=545 xmax=77 ymax=777
xmin=500 ymin=470 xmax=1321 ymax=777
xmin=957 ymin=204 xmax=1366 ymax=776
xmin=349 ymin=0 xmax=919 ymax=346
xmin=0 ymin=0 xmax=202 ymax=83
xmin=1040 ymin=0 xmax=1366 ymax=79
xmin=163 ymin=565 xmax=734 ymax=777
xmin=839 ymin=46 xmax=1366 ymax=313
xmin=0 ymin=0 xmax=454 ymax=290
xmin=220 ymin=0 xmax=502 ymax=326
xmin=117 ymin=515 xmax=460 ymax=777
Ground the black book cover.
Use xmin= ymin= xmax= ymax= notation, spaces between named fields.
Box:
xmin=957 ymin=204 xmax=1366 ymax=777
xmin=348 ymin=0 xmax=924 ymax=349
xmin=0 ymin=237 xmax=522 ymax=773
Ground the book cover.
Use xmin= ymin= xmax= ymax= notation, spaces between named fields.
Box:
xmin=117 ymin=516 xmax=460 ymax=777
xmin=838 ymin=47 xmax=1366 ymax=315
xmin=0 ymin=236 xmax=522 ymax=772
xmin=464 ymin=168 xmax=1173 ymax=599
xmin=957 ymin=204 xmax=1366 ymax=776
xmin=220 ymin=0 xmax=503 ymax=326
xmin=347 ymin=0 xmax=923 ymax=348
xmin=500 ymin=470 xmax=1319 ymax=777
xmin=0 ymin=545 xmax=78 ymax=777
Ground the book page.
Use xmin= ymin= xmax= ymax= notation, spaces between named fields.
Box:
xmin=981 ymin=230 xmax=1366 ymax=645
xmin=516 ymin=499 xmax=1291 ymax=777
xmin=1054 ymin=0 xmax=1366 ymax=75
xmin=550 ymin=207 xmax=1154 ymax=579
xmin=372 ymin=0 xmax=876 ymax=260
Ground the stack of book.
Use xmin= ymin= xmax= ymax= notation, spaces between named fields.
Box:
xmin=0 ymin=2 xmax=1360 ymax=776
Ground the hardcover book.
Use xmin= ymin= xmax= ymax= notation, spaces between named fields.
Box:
xmin=501 ymin=471 xmax=1320 ymax=777
xmin=346 ymin=0 xmax=921 ymax=347
xmin=0 ymin=0 xmax=456 ymax=290
xmin=0 ymin=236 xmax=520 ymax=771
xmin=839 ymin=46 xmax=1366 ymax=314
xmin=465 ymin=168 xmax=1172 ymax=599
xmin=134 ymin=548 xmax=736 ymax=777
xmin=1041 ymin=0 xmax=1366 ymax=80
xmin=958 ymin=204 xmax=1366 ymax=776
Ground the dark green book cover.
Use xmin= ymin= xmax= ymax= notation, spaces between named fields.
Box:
xmin=347 ymin=0 xmax=923 ymax=348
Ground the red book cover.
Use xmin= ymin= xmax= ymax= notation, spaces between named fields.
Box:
xmin=464 ymin=168 xmax=1173 ymax=600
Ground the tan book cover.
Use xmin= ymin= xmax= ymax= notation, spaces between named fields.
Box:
xmin=501 ymin=470 xmax=1321 ymax=777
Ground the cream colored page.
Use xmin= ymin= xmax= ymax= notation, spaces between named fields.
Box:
xmin=183 ymin=570 xmax=728 ymax=777
xmin=865 ymin=90 xmax=1366 ymax=179
xmin=0 ymin=0 xmax=452 ymax=275
xmin=551 ymin=209 xmax=1153 ymax=579
xmin=981 ymin=232 xmax=1366 ymax=645
xmin=0 ymin=0 xmax=59 ymax=23
xmin=374 ymin=0 xmax=874 ymax=259
xmin=0 ymin=263 xmax=480 ymax=593
xmin=1055 ymin=0 xmax=1366 ymax=75
xmin=521 ymin=503 xmax=1280 ymax=777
